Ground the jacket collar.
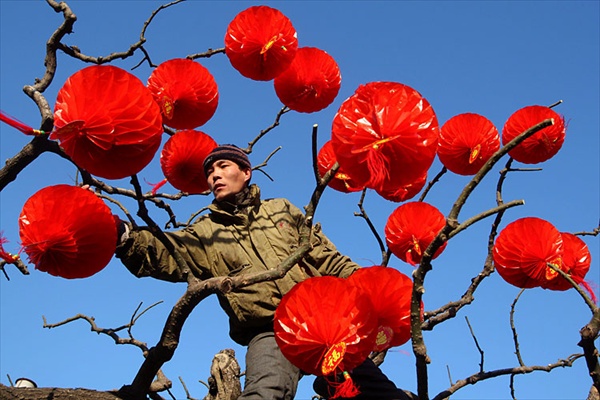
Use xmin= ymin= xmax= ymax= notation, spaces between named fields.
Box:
xmin=208 ymin=184 xmax=261 ymax=223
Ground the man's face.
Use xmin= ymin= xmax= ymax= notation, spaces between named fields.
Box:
xmin=206 ymin=159 xmax=251 ymax=202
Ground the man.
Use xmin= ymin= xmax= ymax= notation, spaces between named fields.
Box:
xmin=116 ymin=144 xmax=410 ymax=399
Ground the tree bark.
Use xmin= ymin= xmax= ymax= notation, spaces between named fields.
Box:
xmin=0 ymin=384 xmax=124 ymax=400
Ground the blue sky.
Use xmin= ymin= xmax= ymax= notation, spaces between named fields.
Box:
xmin=0 ymin=1 xmax=598 ymax=399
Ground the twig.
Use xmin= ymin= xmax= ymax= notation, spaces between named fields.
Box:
xmin=510 ymin=289 xmax=526 ymax=367
xmin=465 ymin=316 xmax=485 ymax=373
xmin=187 ymin=47 xmax=226 ymax=60
xmin=55 ymin=0 xmax=185 ymax=66
xmin=447 ymin=200 xmax=525 ymax=241
xmin=250 ymin=146 xmax=282 ymax=183
xmin=354 ymin=189 xmax=388 ymax=265
xmin=573 ymin=224 xmax=600 ymax=237
xmin=246 ymin=106 xmax=290 ymax=151
xmin=432 ymin=354 xmax=584 ymax=400
xmin=419 ymin=166 xmax=447 ymax=202
xmin=178 ymin=376 xmax=197 ymax=400
xmin=42 ymin=306 xmax=156 ymax=351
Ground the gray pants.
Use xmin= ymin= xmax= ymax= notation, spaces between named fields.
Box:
xmin=239 ymin=331 xmax=302 ymax=399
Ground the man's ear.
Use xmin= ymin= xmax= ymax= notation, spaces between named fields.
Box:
xmin=243 ymin=168 xmax=252 ymax=183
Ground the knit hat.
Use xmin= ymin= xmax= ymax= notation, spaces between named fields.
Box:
xmin=203 ymin=144 xmax=251 ymax=176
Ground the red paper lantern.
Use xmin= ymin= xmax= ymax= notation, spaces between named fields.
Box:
xmin=19 ymin=185 xmax=117 ymax=279
xmin=375 ymin=171 xmax=427 ymax=203
xmin=541 ymin=232 xmax=592 ymax=292
xmin=159 ymin=130 xmax=218 ymax=194
xmin=385 ymin=201 xmax=447 ymax=266
xmin=274 ymin=276 xmax=377 ymax=378
xmin=317 ymin=140 xmax=364 ymax=193
xmin=52 ymin=65 xmax=163 ymax=179
xmin=502 ymin=105 xmax=566 ymax=164
xmin=147 ymin=58 xmax=219 ymax=130
xmin=493 ymin=217 xmax=564 ymax=289
xmin=274 ymin=47 xmax=341 ymax=113
xmin=331 ymin=81 xmax=439 ymax=192
xmin=225 ymin=5 xmax=298 ymax=81
xmin=438 ymin=113 xmax=500 ymax=175
xmin=347 ymin=266 xmax=415 ymax=351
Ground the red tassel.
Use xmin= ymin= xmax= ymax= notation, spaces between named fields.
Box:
xmin=580 ymin=280 xmax=598 ymax=304
xmin=150 ymin=178 xmax=168 ymax=195
xmin=330 ymin=371 xmax=360 ymax=399
xmin=0 ymin=110 xmax=44 ymax=136
xmin=0 ymin=233 xmax=19 ymax=263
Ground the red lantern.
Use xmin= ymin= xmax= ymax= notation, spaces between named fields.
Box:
xmin=19 ymin=185 xmax=117 ymax=279
xmin=274 ymin=47 xmax=341 ymax=113
xmin=493 ymin=217 xmax=564 ymax=289
xmin=274 ymin=276 xmax=376 ymax=378
xmin=347 ymin=266 xmax=415 ymax=351
xmin=317 ymin=140 xmax=364 ymax=193
xmin=541 ymin=232 xmax=592 ymax=292
xmin=52 ymin=65 xmax=163 ymax=179
xmin=225 ymin=5 xmax=298 ymax=81
xmin=147 ymin=58 xmax=219 ymax=130
xmin=385 ymin=201 xmax=447 ymax=266
xmin=502 ymin=105 xmax=566 ymax=164
xmin=438 ymin=113 xmax=500 ymax=176
xmin=375 ymin=171 xmax=427 ymax=203
xmin=331 ymin=81 xmax=439 ymax=192
xmin=159 ymin=130 xmax=217 ymax=194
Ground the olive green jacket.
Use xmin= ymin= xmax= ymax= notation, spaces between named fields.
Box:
xmin=116 ymin=184 xmax=359 ymax=345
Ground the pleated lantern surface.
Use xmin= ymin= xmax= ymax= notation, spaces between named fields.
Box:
xmin=317 ymin=140 xmax=364 ymax=193
xmin=438 ymin=113 xmax=500 ymax=175
xmin=19 ymin=185 xmax=116 ymax=279
xmin=147 ymin=58 xmax=219 ymax=130
xmin=375 ymin=170 xmax=427 ymax=203
xmin=331 ymin=81 xmax=439 ymax=194
xmin=160 ymin=130 xmax=217 ymax=194
xmin=274 ymin=47 xmax=341 ymax=113
xmin=385 ymin=201 xmax=447 ymax=266
xmin=348 ymin=266 xmax=415 ymax=351
xmin=493 ymin=217 xmax=564 ymax=289
xmin=225 ymin=5 xmax=298 ymax=81
xmin=274 ymin=276 xmax=377 ymax=378
xmin=502 ymin=105 xmax=566 ymax=164
xmin=540 ymin=232 xmax=592 ymax=292
xmin=52 ymin=65 xmax=163 ymax=179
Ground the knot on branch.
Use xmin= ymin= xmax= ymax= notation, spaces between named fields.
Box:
xmin=220 ymin=277 xmax=233 ymax=294
xmin=447 ymin=217 xmax=459 ymax=229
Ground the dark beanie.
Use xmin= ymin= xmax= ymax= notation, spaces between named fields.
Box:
xmin=203 ymin=144 xmax=251 ymax=176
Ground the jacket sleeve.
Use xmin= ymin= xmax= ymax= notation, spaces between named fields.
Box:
xmin=115 ymin=225 xmax=212 ymax=283
xmin=285 ymin=200 xmax=360 ymax=278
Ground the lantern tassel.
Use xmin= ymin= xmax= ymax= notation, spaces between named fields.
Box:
xmin=330 ymin=371 xmax=360 ymax=399
xmin=580 ymin=280 xmax=598 ymax=304
xmin=0 ymin=110 xmax=45 ymax=136
xmin=0 ymin=233 xmax=19 ymax=263
xmin=149 ymin=178 xmax=168 ymax=195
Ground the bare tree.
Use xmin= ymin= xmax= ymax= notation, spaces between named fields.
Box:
xmin=0 ymin=1 xmax=598 ymax=400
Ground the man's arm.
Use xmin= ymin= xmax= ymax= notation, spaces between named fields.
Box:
xmin=284 ymin=199 xmax=360 ymax=278
xmin=115 ymin=224 xmax=211 ymax=282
